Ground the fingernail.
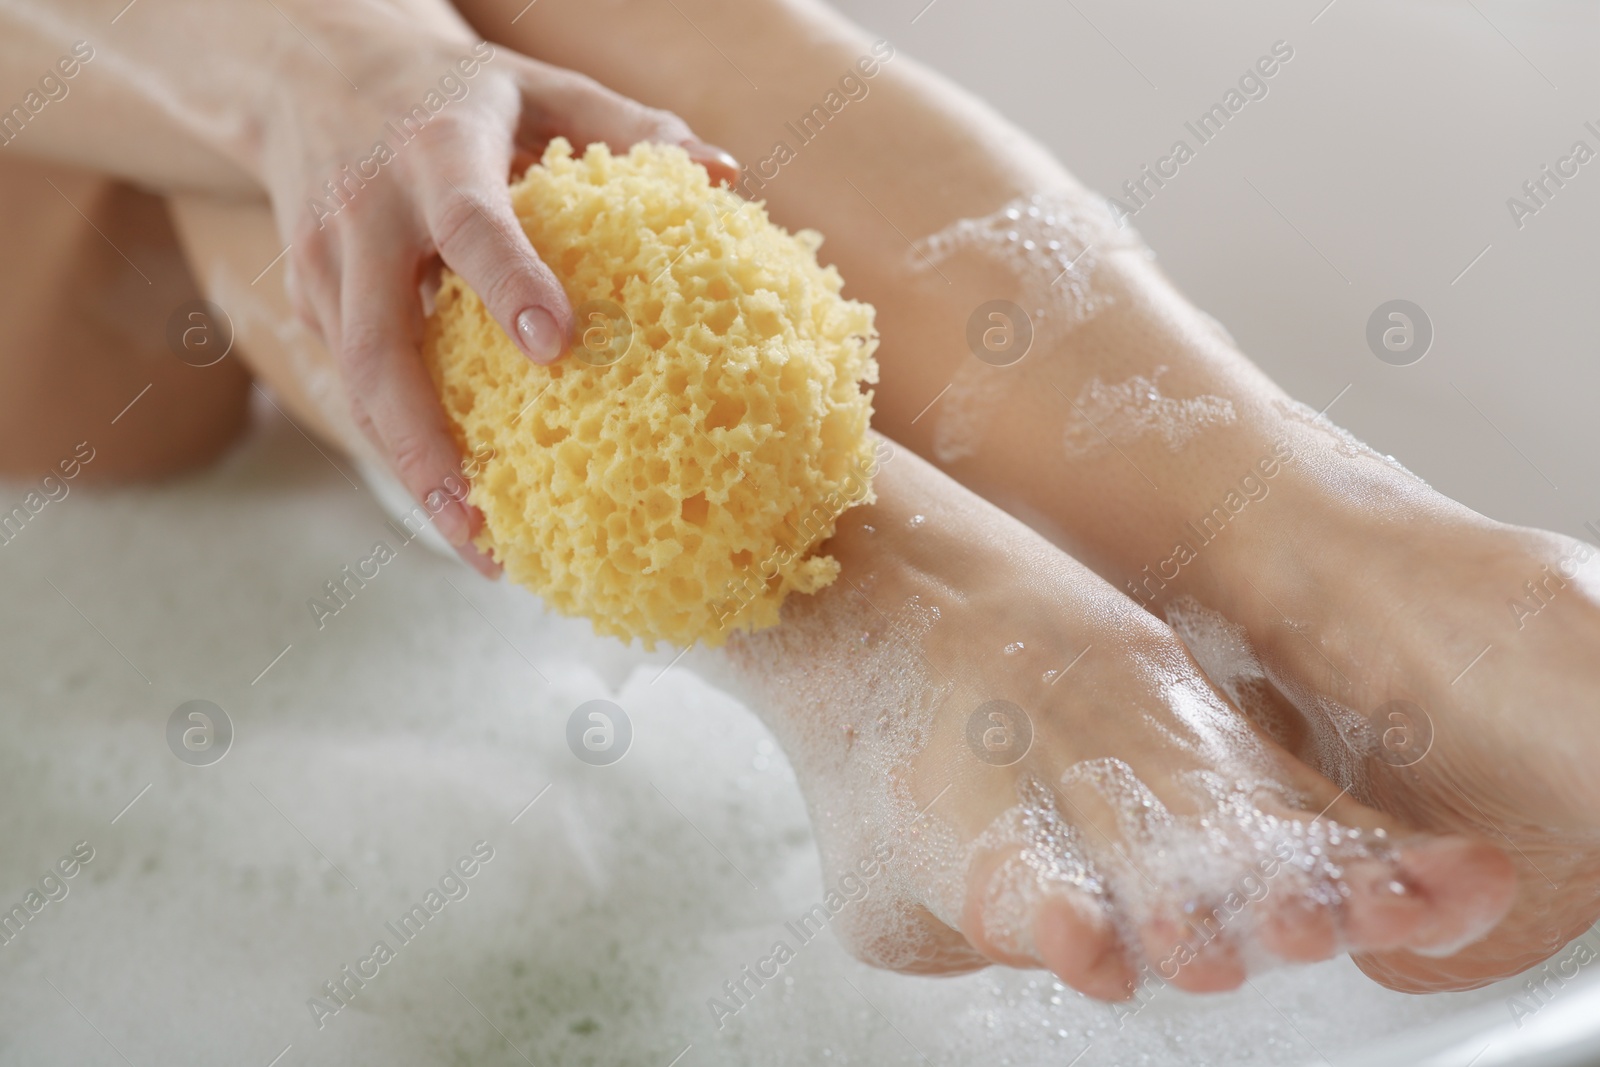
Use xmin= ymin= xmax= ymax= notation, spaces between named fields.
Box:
xmin=428 ymin=492 xmax=472 ymax=547
xmin=682 ymin=140 xmax=740 ymax=180
xmin=516 ymin=307 xmax=563 ymax=364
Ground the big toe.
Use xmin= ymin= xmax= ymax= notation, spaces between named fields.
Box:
xmin=1391 ymin=836 xmax=1517 ymax=953
xmin=1302 ymin=790 xmax=1516 ymax=956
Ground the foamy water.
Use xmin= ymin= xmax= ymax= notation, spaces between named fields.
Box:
xmin=0 ymin=406 xmax=1554 ymax=1065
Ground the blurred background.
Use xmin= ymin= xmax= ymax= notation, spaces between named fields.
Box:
xmin=835 ymin=0 xmax=1598 ymax=537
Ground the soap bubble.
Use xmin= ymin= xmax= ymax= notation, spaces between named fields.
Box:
xmin=166 ymin=700 xmax=233 ymax=766
xmin=567 ymin=699 xmax=633 ymax=765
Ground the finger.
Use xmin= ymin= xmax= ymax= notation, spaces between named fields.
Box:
xmin=421 ymin=138 xmax=572 ymax=367
xmin=285 ymin=247 xmax=340 ymax=348
xmin=284 ymin=262 xmax=317 ymax=340
xmin=519 ymin=63 xmax=740 ymax=185
xmin=344 ymin=392 xmax=498 ymax=581
xmin=509 ymin=145 xmax=540 ymax=180
xmin=682 ymin=140 xmax=741 ymax=188
xmin=335 ymin=227 xmax=494 ymax=572
xmin=455 ymin=538 xmax=503 ymax=580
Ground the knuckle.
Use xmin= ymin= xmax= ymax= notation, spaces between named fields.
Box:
xmin=408 ymin=108 xmax=474 ymax=151
xmin=388 ymin=433 xmax=443 ymax=488
xmin=292 ymin=302 xmax=322 ymax=341
xmin=291 ymin=211 xmax=327 ymax=246
xmin=430 ymin=190 xmax=495 ymax=255
xmin=478 ymin=262 xmax=537 ymax=317
xmin=335 ymin=324 xmax=389 ymax=390
xmin=286 ymin=246 xmax=332 ymax=298
xmin=286 ymin=239 xmax=327 ymax=286
xmin=549 ymin=68 xmax=604 ymax=105
xmin=347 ymin=399 xmax=380 ymax=445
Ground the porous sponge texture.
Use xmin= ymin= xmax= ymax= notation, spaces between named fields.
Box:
xmin=424 ymin=139 xmax=879 ymax=650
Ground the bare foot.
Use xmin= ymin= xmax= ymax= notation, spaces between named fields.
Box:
xmin=700 ymin=444 xmax=1516 ymax=999
xmin=1155 ymin=415 xmax=1600 ymax=992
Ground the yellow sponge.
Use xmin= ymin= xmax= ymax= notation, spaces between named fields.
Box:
xmin=423 ymin=139 xmax=879 ymax=649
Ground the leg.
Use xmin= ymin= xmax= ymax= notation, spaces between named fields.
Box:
xmin=453 ymin=0 xmax=1600 ymax=990
xmin=165 ymin=191 xmax=373 ymax=459
xmin=0 ymin=153 xmax=251 ymax=483
xmin=702 ymin=438 xmax=1513 ymax=995
xmin=167 ymin=186 xmax=1511 ymax=998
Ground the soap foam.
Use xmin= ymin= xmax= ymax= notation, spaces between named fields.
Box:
xmin=702 ymin=579 xmax=1404 ymax=983
xmin=912 ymin=191 xmax=1128 ymax=330
xmin=929 ymin=363 xmax=1012 ymax=464
xmin=1166 ymin=594 xmax=1371 ymax=801
xmin=1165 ymin=595 xmax=1291 ymax=750
xmin=973 ymin=775 xmax=1104 ymax=960
xmin=1044 ymin=758 xmax=1399 ymax=967
xmin=0 ymin=401 xmax=1530 ymax=1064
xmin=1063 ymin=366 xmax=1237 ymax=458
xmin=909 ymin=191 xmax=1141 ymax=465
xmin=702 ymin=590 xmax=978 ymax=972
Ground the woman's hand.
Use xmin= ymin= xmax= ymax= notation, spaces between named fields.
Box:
xmin=256 ymin=6 xmax=736 ymax=575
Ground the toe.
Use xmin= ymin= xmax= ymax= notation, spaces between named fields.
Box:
xmin=1137 ymin=909 xmax=1247 ymax=993
xmin=1034 ymin=891 xmax=1138 ymax=1001
xmin=1336 ymin=856 xmax=1432 ymax=950
xmin=962 ymin=845 xmax=1141 ymax=1000
xmin=1256 ymin=895 xmax=1339 ymax=963
xmin=962 ymin=848 xmax=1046 ymax=969
xmin=1391 ymin=836 xmax=1517 ymax=954
xmin=1274 ymin=773 xmax=1514 ymax=957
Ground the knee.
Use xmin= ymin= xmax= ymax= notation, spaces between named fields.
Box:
xmin=0 ymin=161 xmax=255 ymax=483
